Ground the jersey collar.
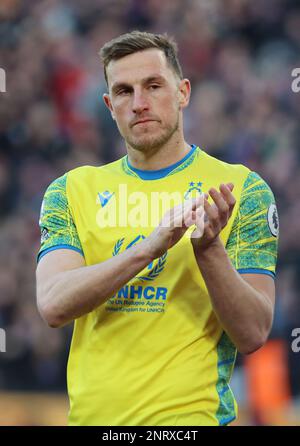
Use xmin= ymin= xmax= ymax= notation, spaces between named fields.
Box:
xmin=124 ymin=144 xmax=198 ymax=180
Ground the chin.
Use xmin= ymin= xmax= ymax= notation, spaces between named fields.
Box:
xmin=128 ymin=130 xmax=174 ymax=152
xmin=130 ymin=139 xmax=164 ymax=152
xmin=124 ymin=119 xmax=179 ymax=152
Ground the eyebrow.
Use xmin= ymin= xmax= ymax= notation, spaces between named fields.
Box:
xmin=111 ymin=74 xmax=166 ymax=94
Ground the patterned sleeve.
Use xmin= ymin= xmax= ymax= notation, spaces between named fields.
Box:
xmin=37 ymin=173 xmax=84 ymax=262
xmin=226 ymin=171 xmax=279 ymax=278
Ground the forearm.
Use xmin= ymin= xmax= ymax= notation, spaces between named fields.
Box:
xmin=193 ymin=238 xmax=274 ymax=354
xmin=38 ymin=196 xmax=202 ymax=329
xmin=40 ymin=240 xmax=153 ymax=327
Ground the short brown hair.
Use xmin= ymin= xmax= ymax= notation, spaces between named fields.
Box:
xmin=99 ymin=30 xmax=183 ymax=86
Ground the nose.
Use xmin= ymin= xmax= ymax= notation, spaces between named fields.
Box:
xmin=132 ymin=89 xmax=149 ymax=114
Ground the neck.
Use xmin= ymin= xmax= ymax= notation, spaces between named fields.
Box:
xmin=126 ymin=132 xmax=190 ymax=171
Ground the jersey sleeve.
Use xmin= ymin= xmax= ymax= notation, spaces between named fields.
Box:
xmin=37 ymin=173 xmax=84 ymax=262
xmin=226 ymin=171 xmax=279 ymax=278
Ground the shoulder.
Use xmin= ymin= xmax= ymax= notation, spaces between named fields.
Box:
xmin=242 ymin=171 xmax=273 ymax=191
xmin=42 ymin=157 xmax=125 ymax=197
xmin=240 ymin=171 xmax=276 ymax=212
xmin=66 ymin=158 xmax=126 ymax=182
xmin=198 ymin=149 xmax=251 ymax=185
xmin=41 ymin=173 xmax=68 ymax=216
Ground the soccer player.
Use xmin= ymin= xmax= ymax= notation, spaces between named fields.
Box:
xmin=36 ymin=31 xmax=279 ymax=426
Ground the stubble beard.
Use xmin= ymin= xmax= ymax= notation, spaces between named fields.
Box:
xmin=125 ymin=114 xmax=180 ymax=153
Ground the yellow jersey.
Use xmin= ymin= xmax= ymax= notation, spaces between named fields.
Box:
xmin=38 ymin=145 xmax=278 ymax=426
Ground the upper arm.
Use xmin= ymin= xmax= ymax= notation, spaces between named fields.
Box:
xmin=240 ymin=273 xmax=275 ymax=309
xmin=36 ymin=249 xmax=85 ymax=305
xmin=36 ymin=173 xmax=85 ymax=308
xmin=37 ymin=173 xmax=84 ymax=263
xmin=226 ymin=171 xmax=279 ymax=279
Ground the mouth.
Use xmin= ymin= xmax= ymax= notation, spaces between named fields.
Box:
xmin=132 ymin=119 xmax=157 ymax=127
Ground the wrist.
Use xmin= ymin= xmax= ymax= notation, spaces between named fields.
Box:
xmin=138 ymin=237 xmax=158 ymax=263
xmin=192 ymin=236 xmax=224 ymax=260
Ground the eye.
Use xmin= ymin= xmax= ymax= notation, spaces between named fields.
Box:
xmin=149 ymin=84 xmax=160 ymax=90
xmin=117 ymin=89 xmax=131 ymax=96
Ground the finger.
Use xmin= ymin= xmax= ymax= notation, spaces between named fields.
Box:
xmin=190 ymin=212 xmax=205 ymax=238
xmin=204 ymin=197 xmax=222 ymax=234
xmin=165 ymin=193 xmax=205 ymax=228
xmin=190 ymin=205 xmax=206 ymax=236
xmin=173 ymin=201 xmax=194 ymax=228
xmin=219 ymin=184 xmax=236 ymax=217
xmin=184 ymin=210 xmax=196 ymax=228
xmin=188 ymin=194 xmax=204 ymax=211
xmin=180 ymin=194 xmax=204 ymax=226
xmin=183 ymin=199 xmax=204 ymax=227
xmin=195 ymin=206 xmax=205 ymax=231
xmin=226 ymin=183 xmax=234 ymax=191
xmin=187 ymin=206 xmax=204 ymax=227
xmin=194 ymin=193 xmax=204 ymax=208
xmin=208 ymin=188 xmax=229 ymax=227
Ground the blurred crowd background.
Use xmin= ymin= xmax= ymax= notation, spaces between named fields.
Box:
xmin=0 ymin=0 xmax=300 ymax=425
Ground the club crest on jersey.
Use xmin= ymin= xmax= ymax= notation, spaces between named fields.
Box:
xmin=112 ymin=235 xmax=167 ymax=281
xmin=267 ymin=204 xmax=279 ymax=237
xmin=97 ymin=190 xmax=115 ymax=208
xmin=41 ymin=227 xmax=50 ymax=243
xmin=184 ymin=181 xmax=203 ymax=200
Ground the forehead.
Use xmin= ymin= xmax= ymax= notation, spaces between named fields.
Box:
xmin=106 ymin=48 xmax=176 ymax=88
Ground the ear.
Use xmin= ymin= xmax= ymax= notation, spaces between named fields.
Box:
xmin=178 ymin=79 xmax=191 ymax=109
xmin=103 ymin=93 xmax=115 ymax=120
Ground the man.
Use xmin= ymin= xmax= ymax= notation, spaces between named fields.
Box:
xmin=36 ymin=31 xmax=279 ymax=426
